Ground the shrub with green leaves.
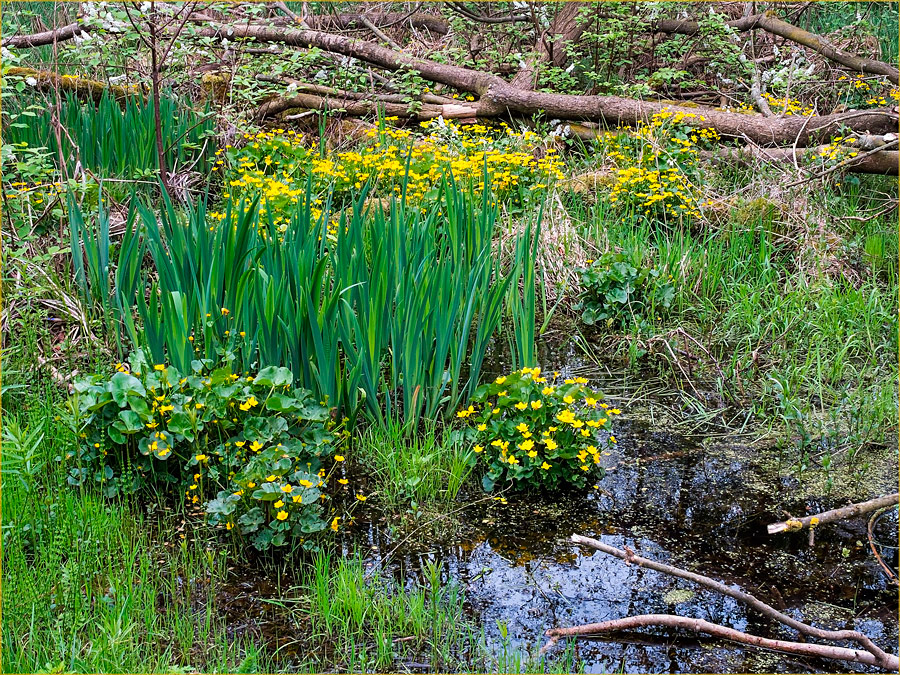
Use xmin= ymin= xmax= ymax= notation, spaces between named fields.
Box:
xmin=69 ymin=350 xmax=338 ymax=550
xmin=574 ymin=249 xmax=675 ymax=329
xmin=453 ymin=368 xmax=620 ymax=492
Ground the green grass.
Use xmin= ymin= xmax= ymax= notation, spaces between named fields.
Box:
xmin=301 ymin=553 xmax=483 ymax=672
xmin=1 ymin=385 xmax=276 ymax=674
xmin=356 ymin=423 xmax=476 ymax=510
xmin=567 ymin=175 xmax=898 ymax=447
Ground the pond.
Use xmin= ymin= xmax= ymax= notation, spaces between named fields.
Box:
xmin=216 ymin=345 xmax=898 ymax=674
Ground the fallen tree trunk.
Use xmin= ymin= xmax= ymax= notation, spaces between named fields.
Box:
xmin=4 ymin=67 xmax=143 ymax=104
xmin=257 ymin=91 xmax=477 ymax=122
xmin=570 ymin=534 xmax=898 ymax=670
xmin=543 ymin=614 xmax=893 ymax=669
xmin=201 ymin=22 xmax=898 ymax=145
xmin=651 ymin=10 xmax=899 ymax=84
xmin=701 ymin=147 xmax=899 ymax=175
xmin=1 ymin=21 xmax=87 ymax=48
xmin=767 ymin=493 xmax=900 ymax=534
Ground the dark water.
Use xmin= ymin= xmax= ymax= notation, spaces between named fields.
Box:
xmin=216 ymin=341 xmax=899 ymax=673
xmin=350 ymin=418 xmax=898 ymax=673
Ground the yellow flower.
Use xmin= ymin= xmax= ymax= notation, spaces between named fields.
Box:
xmin=609 ymin=408 xmax=621 ymax=415
xmin=527 ymin=450 xmax=537 ymax=458
xmin=338 ymin=478 xmax=349 ymax=485
xmin=334 ymin=455 xmax=345 ymax=462
xmin=292 ymin=495 xmax=303 ymax=503
xmin=331 ymin=517 xmax=340 ymax=531
xmin=250 ymin=440 xmax=263 ymax=452
xmin=515 ymin=402 xmax=528 ymax=410
xmin=477 ymin=423 xmax=487 ymax=431
xmin=542 ymin=386 xmax=555 ymax=395
xmin=154 ymin=364 xmax=165 ymax=371
xmin=473 ymin=445 xmax=484 ymax=453
xmin=556 ymin=411 xmax=575 ymax=424
xmin=159 ymin=405 xmax=174 ymax=414
xmin=507 ymin=454 xmax=519 ymax=465
xmin=248 ymin=481 xmax=256 ymax=488
xmin=281 ymin=484 xmax=293 ymax=492
xmin=276 ymin=511 xmax=288 ymax=521
xmin=356 ymin=494 xmax=367 ymax=501
xmin=530 ymin=400 xmax=542 ymax=410
xmin=299 ymin=479 xmax=314 ymax=488
xmin=516 ymin=422 xmax=529 ymax=433
xmin=495 ymin=376 xmax=506 ymax=384
xmin=563 ymin=395 xmax=575 ymax=405
xmin=195 ymin=454 xmax=208 ymax=462
xmin=266 ymin=474 xmax=278 ymax=482
xmin=540 ymin=462 xmax=551 ymax=470
xmin=585 ymin=397 xmax=597 ymax=406
xmin=518 ymin=439 xmax=535 ymax=451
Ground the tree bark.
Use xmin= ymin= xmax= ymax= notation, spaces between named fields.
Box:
xmin=701 ymin=147 xmax=899 ymax=175
xmin=4 ymin=67 xmax=142 ymax=104
xmin=198 ymin=23 xmax=898 ymax=146
xmin=570 ymin=534 xmax=898 ymax=670
xmin=543 ymin=614 xmax=895 ymax=669
xmin=257 ymin=91 xmax=477 ymax=122
xmin=510 ymin=2 xmax=587 ymax=90
xmin=1 ymin=21 xmax=87 ymax=48
xmin=767 ymin=493 xmax=900 ymax=534
xmin=652 ymin=10 xmax=899 ymax=84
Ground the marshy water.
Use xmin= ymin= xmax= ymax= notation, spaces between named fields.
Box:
xmin=216 ymin=343 xmax=899 ymax=673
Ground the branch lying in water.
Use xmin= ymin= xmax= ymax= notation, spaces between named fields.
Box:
xmin=542 ymin=614 xmax=892 ymax=669
xmin=767 ymin=493 xmax=899 ymax=534
xmin=552 ymin=534 xmax=898 ymax=671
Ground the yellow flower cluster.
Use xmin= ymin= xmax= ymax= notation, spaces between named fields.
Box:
xmin=608 ymin=166 xmax=700 ymax=218
xmin=602 ymin=110 xmax=715 ymax=219
xmin=817 ymin=136 xmax=859 ymax=164
xmin=761 ymin=93 xmax=814 ymax=116
xmin=462 ymin=367 xmax=620 ymax=490
xmin=219 ymin=120 xmax=564 ymax=230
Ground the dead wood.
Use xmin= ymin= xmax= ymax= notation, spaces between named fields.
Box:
xmin=651 ymin=10 xmax=899 ymax=84
xmin=701 ymin=146 xmax=899 ymax=175
xmin=767 ymin=493 xmax=900 ymax=534
xmin=4 ymin=67 xmax=143 ymax=104
xmin=543 ymin=614 xmax=894 ymax=669
xmin=2 ymin=21 xmax=87 ymax=48
xmin=201 ymin=23 xmax=898 ymax=145
xmin=570 ymin=534 xmax=898 ymax=670
xmin=510 ymin=2 xmax=587 ymax=90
